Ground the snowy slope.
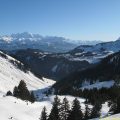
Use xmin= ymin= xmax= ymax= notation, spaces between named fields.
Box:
xmin=0 ymin=94 xmax=85 ymax=120
xmin=75 ymin=40 xmax=120 ymax=53
xmin=0 ymin=94 xmax=84 ymax=120
xmin=0 ymin=93 xmax=111 ymax=120
xmin=0 ymin=51 xmax=55 ymax=93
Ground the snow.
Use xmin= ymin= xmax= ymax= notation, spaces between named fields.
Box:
xmin=0 ymin=93 xmax=52 ymax=120
xmin=81 ymin=80 xmax=115 ymax=90
xmin=0 ymin=36 xmax=12 ymax=42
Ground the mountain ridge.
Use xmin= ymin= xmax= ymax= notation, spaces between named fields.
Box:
xmin=0 ymin=32 xmax=102 ymax=53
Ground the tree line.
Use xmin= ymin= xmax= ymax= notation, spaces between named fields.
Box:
xmin=40 ymin=96 xmax=102 ymax=120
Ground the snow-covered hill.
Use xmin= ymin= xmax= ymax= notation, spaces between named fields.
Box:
xmin=0 ymin=51 xmax=55 ymax=93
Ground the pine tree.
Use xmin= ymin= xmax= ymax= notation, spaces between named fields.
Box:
xmin=30 ymin=91 xmax=36 ymax=103
xmin=6 ymin=91 xmax=12 ymax=96
xmin=40 ymin=106 xmax=47 ymax=120
xmin=60 ymin=97 xmax=70 ymax=120
xmin=48 ymin=95 xmax=61 ymax=120
xmin=90 ymin=102 xmax=102 ymax=119
xmin=67 ymin=98 xmax=83 ymax=120
xmin=18 ymin=80 xmax=30 ymax=101
xmin=84 ymin=104 xmax=91 ymax=120
xmin=13 ymin=86 xmax=19 ymax=98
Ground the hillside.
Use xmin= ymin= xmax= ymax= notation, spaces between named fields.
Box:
xmin=0 ymin=51 xmax=55 ymax=93
xmin=53 ymin=52 xmax=120 ymax=95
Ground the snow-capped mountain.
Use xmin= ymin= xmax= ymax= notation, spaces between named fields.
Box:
xmin=0 ymin=32 xmax=102 ymax=53
xmin=0 ymin=51 xmax=55 ymax=93
xmin=67 ymin=38 xmax=120 ymax=64
xmin=72 ymin=37 xmax=120 ymax=54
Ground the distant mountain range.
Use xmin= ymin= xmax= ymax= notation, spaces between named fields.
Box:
xmin=0 ymin=32 xmax=102 ymax=53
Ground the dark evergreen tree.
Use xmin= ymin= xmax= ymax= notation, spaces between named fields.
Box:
xmin=90 ymin=102 xmax=102 ymax=119
xmin=48 ymin=95 xmax=61 ymax=120
xmin=6 ymin=91 xmax=12 ymax=96
xmin=84 ymin=104 xmax=91 ymax=120
xmin=60 ymin=97 xmax=70 ymax=120
xmin=13 ymin=86 xmax=19 ymax=98
xmin=67 ymin=98 xmax=83 ymax=120
xmin=18 ymin=80 xmax=30 ymax=101
xmin=40 ymin=106 xmax=47 ymax=120
xmin=30 ymin=91 xmax=36 ymax=103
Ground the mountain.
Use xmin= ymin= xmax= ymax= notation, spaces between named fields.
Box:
xmin=0 ymin=32 xmax=102 ymax=53
xmin=53 ymin=51 xmax=120 ymax=95
xmin=67 ymin=38 xmax=120 ymax=64
xmin=0 ymin=50 xmax=55 ymax=93
xmin=71 ymin=38 xmax=120 ymax=56
xmin=10 ymin=49 xmax=91 ymax=81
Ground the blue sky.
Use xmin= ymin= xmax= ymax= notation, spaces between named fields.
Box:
xmin=0 ymin=0 xmax=120 ymax=41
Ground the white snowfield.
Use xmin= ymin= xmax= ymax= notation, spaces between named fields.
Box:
xmin=0 ymin=52 xmax=55 ymax=93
